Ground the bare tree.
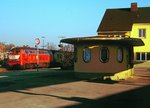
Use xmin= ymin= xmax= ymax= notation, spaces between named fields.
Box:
xmin=0 ymin=43 xmax=4 ymax=53
xmin=0 ymin=42 xmax=15 ymax=52
xmin=0 ymin=42 xmax=15 ymax=60
xmin=60 ymin=44 xmax=74 ymax=52
xmin=47 ymin=42 xmax=57 ymax=50
xmin=5 ymin=43 xmax=15 ymax=52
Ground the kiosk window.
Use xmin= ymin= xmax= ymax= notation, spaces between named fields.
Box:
xmin=100 ymin=47 xmax=109 ymax=63
xmin=117 ymin=47 xmax=123 ymax=63
xmin=83 ymin=48 xmax=91 ymax=63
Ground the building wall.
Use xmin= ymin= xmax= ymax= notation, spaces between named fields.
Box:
xmin=130 ymin=23 xmax=150 ymax=61
xmin=131 ymin=23 xmax=150 ymax=52
xmin=75 ymin=44 xmax=131 ymax=74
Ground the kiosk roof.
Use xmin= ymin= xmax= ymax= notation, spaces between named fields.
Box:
xmin=60 ymin=36 xmax=144 ymax=46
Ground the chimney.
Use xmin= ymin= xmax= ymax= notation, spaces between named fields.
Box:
xmin=131 ymin=3 xmax=138 ymax=12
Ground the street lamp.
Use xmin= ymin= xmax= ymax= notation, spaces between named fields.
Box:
xmin=41 ymin=36 xmax=45 ymax=49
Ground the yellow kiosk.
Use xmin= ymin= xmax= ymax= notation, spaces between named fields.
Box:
xmin=60 ymin=36 xmax=144 ymax=80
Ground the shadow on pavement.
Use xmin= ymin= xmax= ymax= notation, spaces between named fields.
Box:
xmin=12 ymin=85 xmax=150 ymax=108
xmin=86 ymin=78 xmax=118 ymax=84
xmin=61 ymin=85 xmax=150 ymax=108
xmin=0 ymin=69 xmax=79 ymax=92
xmin=1 ymin=67 xmax=150 ymax=107
xmin=13 ymin=90 xmax=94 ymax=103
xmin=0 ymin=69 xmax=121 ymax=93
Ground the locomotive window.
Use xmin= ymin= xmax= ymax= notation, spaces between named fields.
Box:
xmin=15 ymin=50 xmax=20 ymax=54
xmin=10 ymin=50 xmax=14 ymax=54
xmin=38 ymin=50 xmax=48 ymax=54
xmin=39 ymin=51 xmax=43 ymax=54
xmin=100 ymin=47 xmax=109 ymax=63
xmin=33 ymin=50 xmax=36 ymax=54
xmin=49 ymin=51 xmax=53 ymax=55
xmin=32 ymin=50 xmax=36 ymax=54
xmin=39 ymin=51 xmax=41 ymax=54
xmin=25 ymin=50 xmax=29 ymax=54
xmin=29 ymin=50 xmax=33 ymax=54
xmin=44 ymin=51 xmax=49 ymax=54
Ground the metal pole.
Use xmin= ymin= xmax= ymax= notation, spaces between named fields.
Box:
xmin=43 ymin=39 xmax=44 ymax=49
xmin=36 ymin=45 xmax=39 ymax=71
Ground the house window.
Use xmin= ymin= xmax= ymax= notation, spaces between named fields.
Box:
xmin=141 ymin=53 xmax=145 ymax=60
xmin=100 ymin=47 xmax=109 ymax=63
xmin=117 ymin=47 xmax=123 ymax=63
xmin=136 ymin=53 xmax=140 ymax=61
xmin=139 ymin=29 xmax=146 ymax=38
xmin=147 ymin=53 xmax=150 ymax=60
xmin=83 ymin=48 xmax=91 ymax=63
xmin=136 ymin=52 xmax=150 ymax=61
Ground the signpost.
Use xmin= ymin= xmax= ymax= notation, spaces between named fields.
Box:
xmin=35 ymin=38 xmax=40 ymax=45
xmin=35 ymin=38 xmax=40 ymax=71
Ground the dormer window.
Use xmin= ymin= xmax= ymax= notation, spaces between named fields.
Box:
xmin=139 ymin=29 xmax=146 ymax=38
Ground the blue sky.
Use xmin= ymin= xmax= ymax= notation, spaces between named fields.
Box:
xmin=0 ymin=0 xmax=150 ymax=48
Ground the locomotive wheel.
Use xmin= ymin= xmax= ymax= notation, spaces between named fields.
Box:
xmin=45 ymin=63 xmax=49 ymax=68
xmin=29 ymin=64 xmax=34 ymax=69
xmin=21 ymin=65 xmax=26 ymax=69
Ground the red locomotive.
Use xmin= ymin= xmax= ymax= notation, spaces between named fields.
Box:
xmin=7 ymin=47 xmax=51 ymax=69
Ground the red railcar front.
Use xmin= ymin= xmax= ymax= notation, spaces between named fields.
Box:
xmin=7 ymin=47 xmax=51 ymax=69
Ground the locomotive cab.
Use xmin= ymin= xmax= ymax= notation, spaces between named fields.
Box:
xmin=7 ymin=48 xmax=21 ymax=69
